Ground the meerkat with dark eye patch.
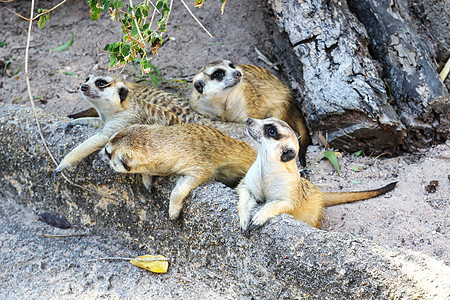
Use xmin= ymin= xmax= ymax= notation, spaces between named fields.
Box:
xmin=190 ymin=60 xmax=311 ymax=167
xmin=237 ymin=117 xmax=397 ymax=237
xmin=53 ymin=75 xmax=187 ymax=177
xmin=99 ymin=123 xmax=256 ymax=220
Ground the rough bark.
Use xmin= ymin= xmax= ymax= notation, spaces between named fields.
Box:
xmin=347 ymin=0 xmax=449 ymax=150
xmin=264 ymin=0 xmax=449 ymax=153
xmin=1 ymin=103 xmax=449 ymax=299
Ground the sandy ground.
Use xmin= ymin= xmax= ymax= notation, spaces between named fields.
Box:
xmin=0 ymin=0 xmax=448 ymax=292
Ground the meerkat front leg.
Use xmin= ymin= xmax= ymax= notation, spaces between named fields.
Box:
xmin=168 ymin=175 xmax=204 ymax=220
xmin=247 ymin=200 xmax=294 ymax=235
xmin=236 ymin=182 xmax=258 ymax=236
xmin=53 ymin=132 xmax=111 ymax=178
xmin=64 ymin=117 xmax=104 ymax=132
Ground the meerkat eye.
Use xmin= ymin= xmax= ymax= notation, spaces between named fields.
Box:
xmin=95 ymin=79 xmax=109 ymax=89
xmin=211 ymin=69 xmax=225 ymax=81
xmin=229 ymin=63 xmax=235 ymax=69
xmin=264 ymin=124 xmax=280 ymax=139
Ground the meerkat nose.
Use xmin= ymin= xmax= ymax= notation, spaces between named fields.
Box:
xmin=234 ymin=70 xmax=242 ymax=78
xmin=246 ymin=118 xmax=254 ymax=126
xmin=80 ymin=84 xmax=89 ymax=92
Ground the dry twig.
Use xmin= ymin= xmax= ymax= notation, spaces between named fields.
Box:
xmin=23 ymin=0 xmax=119 ymax=201
xmin=180 ymin=0 xmax=213 ymax=38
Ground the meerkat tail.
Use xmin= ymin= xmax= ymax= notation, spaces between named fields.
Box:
xmin=68 ymin=107 xmax=99 ymax=119
xmin=322 ymin=182 xmax=397 ymax=207
xmin=287 ymin=106 xmax=311 ymax=167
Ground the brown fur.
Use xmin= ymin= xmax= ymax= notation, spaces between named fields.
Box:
xmin=191 ymin=60 xmax=311 ymax=167
xmin=100 ymin=123 xmax=257 ymax=219
xmin=237 ymin=117 xmax=396 ymax=236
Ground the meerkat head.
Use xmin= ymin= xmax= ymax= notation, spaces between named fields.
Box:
xmin=246 ymin=117 xmax=298 ymax=163
xmin=99 ymin=130 xmax=135 ymax=173
xmin=191 ymin=60 xmax=243 ymax=100
xmin=80 ymin=75 xmax=129 ymax=112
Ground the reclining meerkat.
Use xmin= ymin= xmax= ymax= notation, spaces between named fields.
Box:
xmin=237 ymin=117 xmax=397 ymax=237
xmin=67 ymin=76 xmax=210 ymax=124
xmin=190 ymin=60 xmax=311 ymax=167
xmin=53 ymin=75 xmax=186 ymax=177
xmin=99 ymin=123 xmax=257 ymax=220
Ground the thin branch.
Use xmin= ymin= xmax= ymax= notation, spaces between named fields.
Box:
xmin=129 ymin=0 xmax=146 ymax=48
xmin=24 ymin=0 xmax=121 ymax=202
xmin=7 ymin=0 xmax=67 ymax=21
xmin=166 ymin=0 xmax=174 ymax=25
xmin=147 ymin=0 xmax=161 ymax=15
xmin=180 ymin=0 xmax=213 ymax=38
xmin=89 ymin=257 xmax=170 ymax=262
xmin=43 ymin=233 xmax=89 ymax=238
xmin=118 ymin=10 xmax=145 ymax=48
xmin=148 ymin=7 xmax=157 ymax=32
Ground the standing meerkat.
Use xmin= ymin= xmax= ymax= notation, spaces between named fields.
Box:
xmin=190 ymin=59 xmax=311 ymax=167
xmin=53 ymin=74 xmax=186 ymax=177
xmin=99 ymin=123 xmax=256 ymax=220
xmin=237 ymin=117 xmax=397 ymax=236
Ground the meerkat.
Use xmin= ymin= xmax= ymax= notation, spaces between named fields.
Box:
xmin=237 ymin=117 xmax=397 ymax=237
xmin=190 ymin=59 xmax=311 ymax=167
xmin=99 ymin=123 xmax=257 ymax=220
xmin=67 ymin=76 xmax=210 ymax=124
xmin=53 ymin=74 xmax=185 ymax=177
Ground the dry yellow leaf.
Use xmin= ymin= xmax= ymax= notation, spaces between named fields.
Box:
xmin=130 ymin=255 xmax=169 ymax=273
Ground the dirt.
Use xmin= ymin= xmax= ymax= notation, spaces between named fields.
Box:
xmin=0 ymin=0 xmax=449 ymax=295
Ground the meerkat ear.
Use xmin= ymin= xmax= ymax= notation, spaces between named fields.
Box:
xmin=194 ymin=80 xmax=204 ymax=94
xmin=119 ymin=86 xmax=129 ymax=103
xmin=280 ymin=147 xmax=297 ymax=162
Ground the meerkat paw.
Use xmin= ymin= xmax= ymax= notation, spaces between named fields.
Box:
xmin=246 ymin=219 xmax=263 ymax=236
xmin=52 ymin=161 xmax=70 ymax=180
xmin=245 ymin=212 xmax=270 ymax=235
xmin=299 ymin=168 xmax=310 ymax=178
xmin=64 ymin=121 xmax=79 ymax=133
xmin=240 ymin=220 xmax=250 ymax=237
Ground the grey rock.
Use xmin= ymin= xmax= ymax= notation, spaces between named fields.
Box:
xmin=0 ymin=104 xmax=449 ymax=299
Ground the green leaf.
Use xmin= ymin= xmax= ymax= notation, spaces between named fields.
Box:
xmin=3 ymin=55 xmax=15 ymax=75
xmin=0 ymin=41 xmax=7 ymax=47
xmin=88 ymin=0 xmax=102 ymax=21
xmin=156 ymin=0 xmax=164 ymax=10
xmin=352 ymin=166 xmax=361 ymax=172
xmin=56 ymin=70 xmax=79 ymax=76
xmin=350 ymin=180 xmax=361 ymax=184
xmin=323 ymin=150 xmax=341 ymax=176
xmin=49 ymin=31 xmax=75 ymax=52
xmin=102 ymin=0 xmax=111 ymax=11
xmin=353 ymin=150 xmax=362 ymax=158
xmin=144 ymin=72 xmax=159 ymax=87
xmin=38 ymin=15 xmax=47 ymax=29
xmin=109 ymin=54 xmax=117 ymax=67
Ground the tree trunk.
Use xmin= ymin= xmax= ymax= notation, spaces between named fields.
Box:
xmin=264 ymin=0 xmax=449 ymax=153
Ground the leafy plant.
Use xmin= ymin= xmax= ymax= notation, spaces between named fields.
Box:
xmin=38 ymin=9 xmax=50 ymax=28
xmin=88 ymin=0 xmax=171 ymax=74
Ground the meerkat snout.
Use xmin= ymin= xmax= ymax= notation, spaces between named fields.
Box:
xmin=80 ymin=83 xmax=89 ymax=92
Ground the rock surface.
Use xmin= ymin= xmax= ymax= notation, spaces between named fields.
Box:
xmin=1 ymin=103 xmax=449 ymax=299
